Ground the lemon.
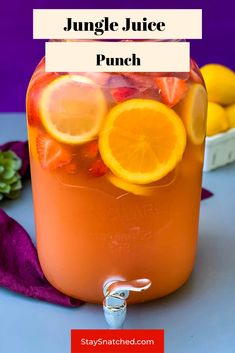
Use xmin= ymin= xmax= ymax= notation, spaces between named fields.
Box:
xmin=206 ymin=102 xmax=229 ymax=136
xmin=99 ymin=99 xmax=186 ymax=184
xmin=40 ymin=75 xmax=107 ymax=145
xmin=200 ymin=64 xmax=235 ymax=105
xmin=225 ymin=104 xmax=235 ymax=128
xmin=175 ymin=83 xmax=207 ymax=145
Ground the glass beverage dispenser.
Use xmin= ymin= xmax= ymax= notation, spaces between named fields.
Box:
xmin=26 ymin=44 xmax=207 ymax=327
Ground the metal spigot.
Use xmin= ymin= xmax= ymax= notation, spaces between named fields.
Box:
xmin=103 ymin=278 xmax=152 ymax=329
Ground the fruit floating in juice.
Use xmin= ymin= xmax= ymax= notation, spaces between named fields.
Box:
xmin=26 ymin=57 xmax=207 ymax=303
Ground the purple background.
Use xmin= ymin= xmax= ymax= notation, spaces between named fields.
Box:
xmin=0 ymin=0 xmax=234 ymax=112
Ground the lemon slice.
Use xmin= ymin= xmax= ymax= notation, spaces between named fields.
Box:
xmin=99 ymin=99 xmax=186 ymax=184
xmin=176 ymin=83 xmax=207 ymax=145
xmin=40 ymin=75 xmax=107 ymax=145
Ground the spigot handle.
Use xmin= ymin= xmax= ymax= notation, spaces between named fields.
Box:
xmin=103 ymin=278 xmax=152 ymax=329
xmin=105 ymin=279 xmax=151 ymax=297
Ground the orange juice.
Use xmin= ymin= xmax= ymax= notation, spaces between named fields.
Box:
xmin=26 ymin=57 xmax=207 ymax=303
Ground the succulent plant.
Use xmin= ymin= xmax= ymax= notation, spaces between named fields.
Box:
xmin=0 ymin=150 xmax=22 ymax=201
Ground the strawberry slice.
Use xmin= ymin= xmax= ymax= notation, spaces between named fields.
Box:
xmin=155 ymin=77 xmax=188 ymax=107
xmin=27 ymin=72 xmax=58 ymax=127
xmin=36 ymin=134 xmax=72 ymax=170
xmin=82 ymin=140 xmax=99 ymax=160
xmin=63 ymin=162 xmax=79 ymax=174
xmin=111 ymin=87 xmax=138 ymax=103
xmin=89 ymin=159 xmax=108 ymax=177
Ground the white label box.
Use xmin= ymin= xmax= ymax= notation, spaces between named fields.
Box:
xmin=34 ymin=9 xmax=202 ymax=40
xmin=45 ymin=41 xmax=190 ymax=72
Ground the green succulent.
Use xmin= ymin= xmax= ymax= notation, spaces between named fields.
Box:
xmin=0 ymin=150 xmax=22 ymax=201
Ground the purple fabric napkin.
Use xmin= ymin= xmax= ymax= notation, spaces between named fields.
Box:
xmin=0 ymin=208 xmax=81 ymax=307
xmin=0 ymin=141 xmax=82 ymax=306
xmin=0 ymin=140 xmax=213 ymax=306
xmin=201 ymin=188 xmax=214 ymax=200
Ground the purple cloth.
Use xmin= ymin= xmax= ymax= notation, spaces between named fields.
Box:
xmin=0 ymin=140 xmax=81 ymax=306
xmin=0 ymin=208 xmax=81 ymax=307
xmin=201 ymin=188 xmax=213 ymax=200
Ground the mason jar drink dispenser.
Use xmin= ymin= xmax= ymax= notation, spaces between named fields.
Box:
xmin=26 ymin=42 xmax=207 ymax=327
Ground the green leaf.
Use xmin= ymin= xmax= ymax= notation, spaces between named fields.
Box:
xmin=0 ymin=150 xmax=23 ymax=201
xmin=2 ymin=167 xmax=15 ymax=180
xmin=5 ymin=175 xmax=18 ymax=185
xmin=11 ymin=179 xmax=22 ymax=191
xmin=12 ymin=158 xmax=22 ymax=171
xmin=2 ymin=151 xmax=15 ymax=159
xmin=0 ymin=151 xmax=22 ymax=171
xmin=0 ymin=183 xmax=11 ymax=194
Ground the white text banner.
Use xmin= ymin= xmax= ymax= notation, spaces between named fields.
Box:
xmin=45 ymin=41 xmax=190 ymax=72
xmin=34 ymin=9 xmax=202 ymax=40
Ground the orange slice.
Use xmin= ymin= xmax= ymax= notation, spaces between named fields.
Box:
xmin=99 ymin=99 xmax=186 ymax=184
xmin=175 ymin=83 xmax=207 ymax=145
xmin=40 ymin=75 xmax=107 ymax=145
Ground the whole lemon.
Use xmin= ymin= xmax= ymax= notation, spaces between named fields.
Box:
xmin=207 ymin=102 xmax=229 ymax=136
xmin=201 ymin=64 xmax=235 ymax=105
xmin=225 ymin=103 xmax=235 ymax=128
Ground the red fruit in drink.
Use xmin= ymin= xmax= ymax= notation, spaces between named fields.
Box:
xmin=155 ymin=77 xmax=188 ymax=107
xmin=36 ymin=134 xmax=72 ymax=170
xmin=63 ymin=162 xmax=79 ymax=174
xmin=27 ymin=57 xmax=59 ymax=127
xmin=111 ymin=87 xmax=138 ymax=102
xmin=82 ymin=140 xmax=99 ymax=159
xmin=27 ymin=71 xmax=59 ymax=127
xmin=89 ymin=159 xmax=108 ymax=177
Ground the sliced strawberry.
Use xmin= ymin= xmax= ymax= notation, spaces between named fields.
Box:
xmin=63 ymin=162 xmax=79 ymax=174
xmin=111 ymin=87 xmax=138 ymax=103
xmin=89 ymin=159 xmax=108 ymax=177
xmin=81 ymin=140 xmax=99 ymax=160
xmin=155 ymin=77 xmax=188 ymax=107
xmin=27 ymin=72 xmax=58 ymax=127
xmin=36 ymin=134 xmax=72 ymax=170
xmin=27 ymin=57 xmax=59 ymax=127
